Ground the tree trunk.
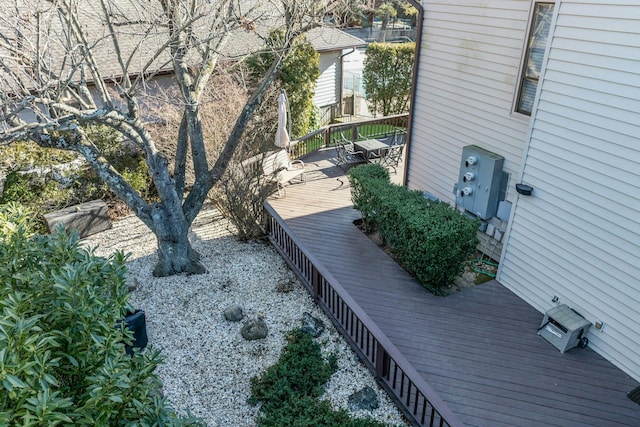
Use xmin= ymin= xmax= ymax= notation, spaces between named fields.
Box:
xmin=150 ymin=202 xmax=206 ymax=277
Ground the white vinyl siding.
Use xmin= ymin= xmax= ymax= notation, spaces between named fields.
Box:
xmin=313 ymin=52 xmax=340 ymax=108
xmin=499 ymin=0 xmax=640 ymax=381
xmin=408 ymin=1 xmax=533 ymax=204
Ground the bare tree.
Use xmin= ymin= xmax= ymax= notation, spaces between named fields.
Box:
xmin=325 ymin=0 xmax=371 ymax=27
xmin=0 ymin=0 xmax=336 ymax=276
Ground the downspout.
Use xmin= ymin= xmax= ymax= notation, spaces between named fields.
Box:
xmin=402 ymin=1 xmax=425 ymax=186
xmin=339 ymin=47 xmax=358 ymax=117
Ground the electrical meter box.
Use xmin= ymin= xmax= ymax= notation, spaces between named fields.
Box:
xmin=538 ymin=304 xmax=591 ymax=353
xmin=455 ymin=145 xmax=504 ymax=219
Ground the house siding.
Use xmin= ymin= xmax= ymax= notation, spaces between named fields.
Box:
xmin=313 ymin=52 xmax=340 ymax=108
xmin=499 ymin=0 xmax=640 ymax=381
xmin=407 ymin=1 xmax=533 ymax=204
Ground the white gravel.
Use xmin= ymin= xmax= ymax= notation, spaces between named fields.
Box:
xmin=82 ymin=207 xmax=408 ymax=427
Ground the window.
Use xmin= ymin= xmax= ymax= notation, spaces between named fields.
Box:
xmin=516 ymin=3 xmax=554 ymax=116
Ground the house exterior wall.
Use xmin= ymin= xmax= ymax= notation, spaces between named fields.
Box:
xmin=313 ymin=51 xmax=341 ymax=108
xmin=499 ymin=0 xmax=640 ymax=381
xmin=409 ymin=0 xmax=640 ymax=381
xmin=407 ymin=0 xmax=533 ymax=204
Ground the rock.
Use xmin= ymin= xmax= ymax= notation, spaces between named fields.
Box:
xmin=348 ymin=386 xmax=379 ymax=411
xmin=44 ymin=199 xmax=111 ymax=238
xmin=453 ymin=268 xmax=477 ymax=292
xmin=276 ymin=280 xmax=294 ymax=293
xmin=241 ymin=316 xmax=268 ymax=340
xmin=224 ymin=304 xmax=244 ymax=322
xmin=301 ymin=312 xmax=325 ymax=338
xmin=127 ymin=278 xmax=139 ymax=292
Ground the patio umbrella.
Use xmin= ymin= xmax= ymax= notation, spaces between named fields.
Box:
xmin=275 ymin=90 xmax=290 ymax=150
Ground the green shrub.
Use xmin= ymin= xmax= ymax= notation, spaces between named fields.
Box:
xmin=0 ymin=126 xmax=154 ymax=227
xmin=349 ymin=167 xmax=480 ymax=294
xmin=247 ymin=32 xmax=320 ymax=138
xmin=0 ymin=205 xmax=202 ymax=426
xmin=249 ymin=329 xmax=390 ymax=427
xmin=0 ymin=141 xmax=77 ymax=170
xmin=0 ymin=202 xmax=38 ymax=241
xmin=348 ymin=164 xmax=390 ymax=229
xmin=363 ymin=42 xmax=415 ymax=116
xmin=0 ymin=170 xmax=45 ymax=204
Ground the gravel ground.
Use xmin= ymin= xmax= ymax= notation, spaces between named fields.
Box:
xmin=82 ymin=207 xmax=409 ymax=427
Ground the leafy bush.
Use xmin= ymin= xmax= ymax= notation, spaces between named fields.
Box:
xmin=348 ymin=164 xmax=390 ymax=230
xmin=0 ymin=202 xmax=39 ymax=240
xmin=0 ymin=205 xmax=202 ymax=426
xmin=0 ymin=141 xmax=77 ymax=170
xmin=0 ymin=125 xmax=154 ymax=227
xmin=247 ymin=32 xmax=320 ymax=138
xmin=1 ymin=170 xmax=50 ymax=204
xmin=349 ymin=165 xmax=480 ymax=294
xmin=363 ymin=42 xmax=415 ymax=116
xmin=249 ymin=329 xmax=390 ymax=427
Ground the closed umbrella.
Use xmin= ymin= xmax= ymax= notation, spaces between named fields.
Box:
xmin=275 ymin=90 xmax=290 ymax=149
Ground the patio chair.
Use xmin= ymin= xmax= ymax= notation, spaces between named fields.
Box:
xmin=262 ymin=149 xmax=306 ymax=196
xmin=336 ymin=142 xmax=366 ymax=169
xmin=391 ymin=130 xmax=407 ymax=146
xmin=366 ymin=145 xmax=385 ymax=164
xmin=381 ymin=143 xmax=405 ymax=173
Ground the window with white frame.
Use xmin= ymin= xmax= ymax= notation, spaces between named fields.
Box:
xmin=516 ymin=2 xmax=555 ymax=116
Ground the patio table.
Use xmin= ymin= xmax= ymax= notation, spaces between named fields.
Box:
xmin=353 ymin=139 xmax=389 ymax=162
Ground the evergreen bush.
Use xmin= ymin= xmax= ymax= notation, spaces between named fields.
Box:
xmin=249 ymin=329 xmax=390 ymax=427
xmin=347 ymin=164 xmax=390 ymax=229
xmin=0 ymin=204 xmax=202 ymax=426
xmin=348 ymin=165 xmax=480 ymax=294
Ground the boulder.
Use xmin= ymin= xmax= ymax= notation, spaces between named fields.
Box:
xmin=301 ymin=312 xmax=325 ymax=338
xmin=348 ymin=386 xmax=379 ymax=412
xmin=241 ymin=316 xmax=268 ymax=340
xmin=44 ymin=199 xmax=111 ymax=238
xmin=224 ymin=304 xmax=244 ymax=322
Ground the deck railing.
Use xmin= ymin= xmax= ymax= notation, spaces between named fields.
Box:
xmin=264 ymin=203 xmax=463 ymax=427
xmin=289 ymin=114 xmax=409 ymax=159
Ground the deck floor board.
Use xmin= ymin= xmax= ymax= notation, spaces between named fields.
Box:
xmin=266 ymin=148 xmax=640 ymax=426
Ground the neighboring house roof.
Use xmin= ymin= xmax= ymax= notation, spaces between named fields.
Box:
xmin=0 ymin=1 xmax=365 ymax=91
xmin=222 ymin=26 xmax=366 ymax=61
xmin=305 ymin=27 xmax=367 ymax=52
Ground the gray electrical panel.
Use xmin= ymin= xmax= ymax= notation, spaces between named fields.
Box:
xmin=538 ymin=304 xmax=591 ymax=353
xmin=455 ymin=145 xmax=504 ymax=219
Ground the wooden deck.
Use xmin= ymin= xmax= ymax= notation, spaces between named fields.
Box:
xmin=265 ymin=148 xmax=640 ymax=427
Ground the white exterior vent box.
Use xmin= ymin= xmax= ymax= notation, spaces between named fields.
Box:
xmin=538 ymin=304 xmax=591 ymax=353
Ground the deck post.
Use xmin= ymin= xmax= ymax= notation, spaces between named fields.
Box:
xmin=311 ymin=265 xmax=321 ymax=301
xmin=375 ymin=341 xmax=389 ymax=380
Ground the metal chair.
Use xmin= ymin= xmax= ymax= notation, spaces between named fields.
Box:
xmin=391 ymin=130 xmax=407 ymax=146
xmin=381 ymin=143 xmax=404 ymax=173
xmin=336 ymin=142 xmax=366 ymax=169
